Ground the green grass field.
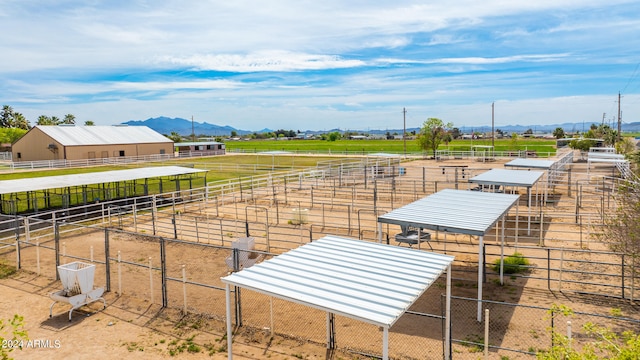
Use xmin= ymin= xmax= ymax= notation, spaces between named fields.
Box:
xmin=224 ymin=138 xmax=558 ymax=155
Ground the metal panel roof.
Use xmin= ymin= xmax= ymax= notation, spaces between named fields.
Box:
xmin=175 ymin=141 xmax=224 ymax=146
xmin=377 ymin=189 xmax=520 ymax=236
xmin=36 ymin=125 xmax=171 ymax=146
xmin=0 ymin=166 xmax=206 ymax=195
xmin=221 ymin=235 xmax=454 ymax=327
xmin=469 ymin=169 xmax=544 ymax=187
xmin=504 ymin=158 xmax=555 ymax=169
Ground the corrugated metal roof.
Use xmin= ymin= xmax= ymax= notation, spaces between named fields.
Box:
xmin=175 ymin=141 xmax=224 ymax=146
xmin=378 ymin=189 xmax=520 ymax=236
xmin=0 ymin=166 xmax=206 ymax=195
xmin=221 ymin=235 xmax=454 ymax=327
xmin=469 ymin=169 xmax=544 ymax=187
xmin=36 ymin=125 xmax=171 ymax=146
xmin=504 ymin=158 xmax=555 ymax=169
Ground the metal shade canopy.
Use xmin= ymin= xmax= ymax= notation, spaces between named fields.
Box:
xmin=221 ymin=235 xmax=455 ymax=360
xmin=377 ymin=188 xmax=520 ymax=236
xmin=0 ymin=166 xmax=206 ymax=195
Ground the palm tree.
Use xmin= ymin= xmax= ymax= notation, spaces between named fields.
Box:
xmin=12 ymin=112 xmax=30 ymax=130
xmin=37 ymin=115 xmax=54 ymax=125
xmin=63 ymin=114 xmax=76 ymax=124
xmin=0 ymin=105 xmax=13 ymax=128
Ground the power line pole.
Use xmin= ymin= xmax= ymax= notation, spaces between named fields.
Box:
xmin=617 ymin=92 xmax=622 ymax=142
xmin=191 ymin=115 xmax=195 ymax=142
xmin=403 ymin=107 xmax=407 ymax=157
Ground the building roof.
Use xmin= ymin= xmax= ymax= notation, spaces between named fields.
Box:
xmin=175 ymin=141 xmax=224 ymax=147
xmin=221 ymin=235 xmax=454 ymax=328
xmin=33 ymin=125 xmax=172 ymax=146
xmin=0 ymin=166 xmax=206 ymax=195
xmin=378 ymin=189 xmax=520 ymax=236
xmin=469 ymin=168 xmax=544 ymax=188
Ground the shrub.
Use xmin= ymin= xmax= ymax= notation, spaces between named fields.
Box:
xmin=492 ymin=252 xmax=529 ymax=274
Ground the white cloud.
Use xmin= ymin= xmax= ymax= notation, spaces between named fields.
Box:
xmin=158 ymin=51 xmax=366 ymax=72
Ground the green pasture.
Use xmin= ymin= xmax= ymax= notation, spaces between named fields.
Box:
xmin=224 ymin=138 xmax=558 ymax=156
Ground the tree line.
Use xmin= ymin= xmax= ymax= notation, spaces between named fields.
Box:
xmin=1 ymin=105 xmax=95 ymax=130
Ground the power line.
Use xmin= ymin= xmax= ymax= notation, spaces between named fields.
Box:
xmin=621 ymin=61 xmax=640 ymax=94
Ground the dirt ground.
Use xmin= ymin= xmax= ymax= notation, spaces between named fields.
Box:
xmin=1 ymin=154 xmax=638 ymax=359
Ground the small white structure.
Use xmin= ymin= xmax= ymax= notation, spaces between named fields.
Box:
xmin=49 ymin=261 xmax=105 ymax=321
xmin=225 ymin=237 xmax=262 ymax=271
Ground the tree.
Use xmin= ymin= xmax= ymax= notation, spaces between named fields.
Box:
xmin=11 ymin=113 xmax=30 ymax=130
xmin=84 ymin=120 xmax=95 ymax=126
xmin=594 ymin=181 xmax=640 ymax=287
xmin=510 ymin=132 xmax=519 ymax=151
xmin=553 ymin=127 xmax=565 ymax=139
xmin=416 ymin=118 xmax=453 ymax=158
xmin=328 ymin=132 xmax=340 ymax=141
xmin=166 ymin=131 xmax=182 ymax=143
xmin=36 ymin=115 xmax=54 ymax=125
xmin=230 ymin=130 xmax=238 ymax=137
xmin=1 ymin=105 xmax=14 ymax=128
xmin=62 ymin=114 xmax=75 ymax=125
xmin=616 ymin=137 xmax=636 ymax=155
xmin=537 ymin=314 xmax=640 ymax=359
xmin=569 ymin=138 xmax=597 ymax=153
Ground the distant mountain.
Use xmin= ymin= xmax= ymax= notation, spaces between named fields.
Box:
xmin=122 ymin=117 xmax=640 ymax=136
xmin=122 ymin=117 xmax=251 ymax=136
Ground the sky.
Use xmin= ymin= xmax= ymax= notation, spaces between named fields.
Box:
xmin=1 ymin=1 xmax=640 ymax=132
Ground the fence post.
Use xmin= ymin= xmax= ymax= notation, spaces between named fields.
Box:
xmin=133 ymin=200 xmax=137 ymax=232
xmin=182 ymin=264 xmax=187 ymax=314
xmin=152 ymin=195 xmax=157 ymax=236
xmin=148 ymin=257 xmax=154 ymax=304
xmin=104 ymin=228 xmax=110 ymax=292
xmin=172 ymin=213 xmax=178 ymax=239
xmin=117 ymin=251 xmax=122 ymax=296
xmin=567 ymin=320 xmax=572 ymax=346
xmin=484 ymin=308 xmax=490 ymax=359
xmin=622 ymin=254 xmax=625 ymax=299
xmin=23 ymin=217 xmax=30 ymax=243
xmin=13 ymin=215 xmax=20 ymax=270
xmin=54 ymin=221 xmax=60 ymax=280
xmin=90 ymin=246 xmax=94 ymax=263
xmin=558 ymin=248 xmax=564 ymax=291
xmin=547 ymin=249 xmax=551 ymax=291
xmin=36 ymin=241 xmax=41 ymax=276
xmin=160 ymin=237 xmax=167 ymax=308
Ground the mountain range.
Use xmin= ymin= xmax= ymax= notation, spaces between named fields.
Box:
xmin=123 ymin=117 xmax=640 ymax=136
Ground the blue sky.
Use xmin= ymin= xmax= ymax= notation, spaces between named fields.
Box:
xmin=2 ymin=0 xmax=640 ymax=131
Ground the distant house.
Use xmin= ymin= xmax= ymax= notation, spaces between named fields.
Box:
xmin=174 ymin=141 xmax=225 ymax=155
xmin=11 ymin=125 xmax=173 ymax=162
xmin=349 ymin=135 xmax=368 ymax=140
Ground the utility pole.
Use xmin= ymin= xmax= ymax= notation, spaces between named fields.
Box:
xmin=602 ymin=112 xmax=606 ymax=125
xmin=617 ymin=92 xmax=622 ymax=143
xmin=403 ymin=107 xmax=407 ymax=157
xmin=491 ymin=102 xmax=495 ymax=148
xmin=191 ymin=115 xmax=195 ymax=142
